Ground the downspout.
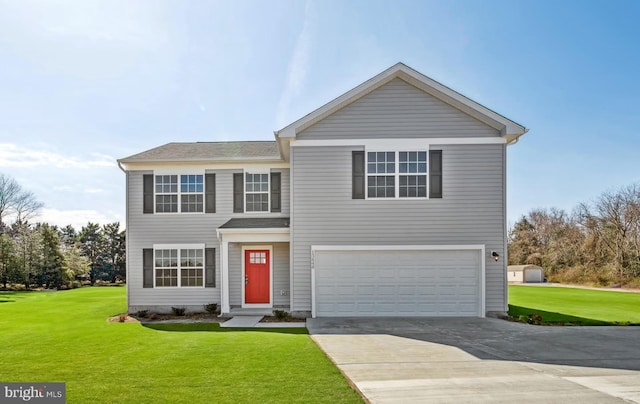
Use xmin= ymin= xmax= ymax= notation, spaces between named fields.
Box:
xmin=117 ymin=159 xmax=130 ymax=312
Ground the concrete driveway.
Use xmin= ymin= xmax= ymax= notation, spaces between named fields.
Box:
xmin=308 ymin=317 xmax=640 ymax=403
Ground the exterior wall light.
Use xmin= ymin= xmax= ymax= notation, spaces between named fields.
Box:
xmin=491 ymin=251 xmax=500 ymax=262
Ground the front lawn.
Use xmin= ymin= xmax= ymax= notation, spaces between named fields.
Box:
xmin=0 ymin=287 xmax=362 ymax=403
xmin=508 ymin=285 xmax=640 ymax=325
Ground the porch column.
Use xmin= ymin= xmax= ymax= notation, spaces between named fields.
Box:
xmin=221 ymin=240 xmax=230 ymax=314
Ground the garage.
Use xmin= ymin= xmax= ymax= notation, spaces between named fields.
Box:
xmin=312 ymin=246 xmax=485 ymax=317
xmin=507 ymin=265 xmax=544 ymax=283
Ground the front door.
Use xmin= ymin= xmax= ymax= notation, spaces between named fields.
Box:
xmin=244 ymin=250 xmax=270 ymax=304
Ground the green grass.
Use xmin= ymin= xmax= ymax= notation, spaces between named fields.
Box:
xmin=508 ymin=285 xmax=640 ymax=325
xmin=0 ymin=288 xmax=362 ymax=403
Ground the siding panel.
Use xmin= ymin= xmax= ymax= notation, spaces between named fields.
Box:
xmin=298 ymin=78 xmax=499 ymax=139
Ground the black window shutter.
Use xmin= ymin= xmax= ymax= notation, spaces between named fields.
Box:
xmin=205 ymin=248 xmax=216 ymax=288
xmin=270 ymin=172 xmax=281 ymax=212
xmin=429 ymin=150 xmax=443 ymax=198
xmin=143 ymin=249 xmax=153 ymax=288
xmin=205 ymin=174 xmax=216 ymax=213
xmin=143 ymin=174 xmax=154 ymax=214
xmin=233 ymin=173 xmax=244 ymax=213
xmin=352 ymin=151 xmax=365 ymax=199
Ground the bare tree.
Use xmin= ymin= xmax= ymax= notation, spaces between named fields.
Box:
xmin=0 ymin=174 xmax=43 ymax=225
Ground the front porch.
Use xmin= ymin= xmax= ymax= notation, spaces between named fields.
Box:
xmin=217 ymin=218 xmax=290 ymax=315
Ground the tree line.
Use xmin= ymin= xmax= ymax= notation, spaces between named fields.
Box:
xmin=509 ymin=183 xmax=640 ymax=286
xmin=0 ymin=174 xmax=125 ymax=290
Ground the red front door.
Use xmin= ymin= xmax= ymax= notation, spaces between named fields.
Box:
xmin=245 ymin=250 xmax=270 ymax=304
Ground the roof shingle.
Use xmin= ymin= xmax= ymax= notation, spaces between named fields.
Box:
xmin=119 ymin=141 xmax=280 ymax=163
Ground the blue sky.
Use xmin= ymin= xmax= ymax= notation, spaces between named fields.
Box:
xmin=0 ymin=0 xmax=638 ymax=229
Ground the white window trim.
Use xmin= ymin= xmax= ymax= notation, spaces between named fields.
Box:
xmin=241 ymin=245 xmax=274 ymax=308
xmin=365 ymin=150 xmax=429 ymax=200
xmin=152 ymin=243 xmax=206 ymax=288
xmin=153 ymin=172 xmax=205 ymax=215
xmin=243 ymin=169 xmax=271 ymax=214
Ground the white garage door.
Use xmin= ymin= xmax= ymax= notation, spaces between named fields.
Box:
xmin=524 ymin=269 xmax=543 ymax=283
xmin=314 ymin=248 xmax=483 ymax=317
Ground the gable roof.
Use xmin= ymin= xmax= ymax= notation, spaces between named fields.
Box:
xmin=118 ymin=141 xmax=281 ymax=164
xmin=275 ymin=62 xmax=527 ymax=143
xmin=507 ymin=265 xmax=544 ymax=272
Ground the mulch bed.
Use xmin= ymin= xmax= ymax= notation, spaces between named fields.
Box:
xmin=260 ymin=316 xmax=306 ymax=323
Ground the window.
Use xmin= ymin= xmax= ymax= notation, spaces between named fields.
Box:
xmin=155 ymin=248 xmax=203 ymax=287
xmin=180 ymin=175 xmax=203 ymax=213
xmin=367 ymin=152 xmax=395 ymax=198
xmin=154 ymin=249 xmax=177 ymax=287
xmin=399 ymin=151 xmax=427 ymax=197
xmin=155 ymin=175 xmax=178 ymax=213
xmin=248 ymin=251 xmax=267 ymax=264
xmin=366 ymin=151 xmax=427 ymax=198
xmin=155 ymin=174 xmax=204 ymax=213
xmin=245 ymin=173 xmax=269 ymax=212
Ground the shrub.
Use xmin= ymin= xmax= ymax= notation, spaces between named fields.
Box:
xmin=118 ymin=314 xmax=127 ymax=323
xmin=136 ymin=310 xmax=149 ymax=318
xmin=272 ymin=310 xmax=291 ymax=321
xmin=204 ymin=303 xmax=218 ymax=314
xmin=148 ymin=313 xmax=159 ymax=320
xmin=171 ymin=307 xmax=186 ymax=316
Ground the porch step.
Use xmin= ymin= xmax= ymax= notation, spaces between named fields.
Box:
xmin=220 ymin=316 xmax=263 ymax=328
xmin=228 ymin=308 xmax=285 ymax=316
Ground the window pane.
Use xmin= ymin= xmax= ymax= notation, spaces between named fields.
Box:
xmin=418 ymin=163 xmax=427 ymax=173
xmin=156 ymin=195 xmax=178 ymax=213
xmin=399 ymin=152 xmax=407 ymax=162
xmin=399 ymin=175 xmax=427 ymax=198
xmin=386 ymin=163 xmax=395 ymax=173
xmin=181 ymin=194 xmax=203 ymax=213
xmin=387 ymin=152 xmax=395 ymax=162
xmin=418 ymin=151 xmax=427 ymax=161
xmin=368 ymin=152 xmax=376 ymax=162
xmin=368 ymin=163 xmax=376 ymax=173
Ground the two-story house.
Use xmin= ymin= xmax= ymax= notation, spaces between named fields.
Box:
xmin=118 ymin=63 xmax=527 ymax=318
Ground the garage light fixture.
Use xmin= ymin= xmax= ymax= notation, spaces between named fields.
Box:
xmin=491 ymin=251 xmax=500 ymax=262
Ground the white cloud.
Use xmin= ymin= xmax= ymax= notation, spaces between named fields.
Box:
xmin=37 ymin=208 xmax=123 ymax=230
xmin=0 ymin=143 xmax=115 ymax=169
xmin=276 ymin=0 xmax=314 ymax=127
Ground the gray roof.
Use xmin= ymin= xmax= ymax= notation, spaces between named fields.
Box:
xmin=219 ymin=218 xmax=290 ymax=229
xmin=119 ymin=141 xmax=281 ymax=163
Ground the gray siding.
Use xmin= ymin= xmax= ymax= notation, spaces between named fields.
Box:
xmin=290 ymin=144 xmax=506 ymax=313
xmin=228 ymin=242 xmax=290 ymax=307
xmin=298 ymin=78 xmax=499 ymax=139
xmin=127 ymin=167 xmax=290 ymax=310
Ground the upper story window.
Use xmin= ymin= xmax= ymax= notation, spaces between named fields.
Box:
xmin=180 ymin=175 xmax=204 ymax=212
xmin=155 ymin=174 xmax=204 ymax=213
xmin=399 ymin=151 xmax=427 ymax=197
xmin=245 ymin=173 xmax=269 ymax=212
xmin=155 ymin=175 xmax=178 ymax=212
xmin=366 ymin=151 xmax=427 ymax=199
